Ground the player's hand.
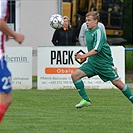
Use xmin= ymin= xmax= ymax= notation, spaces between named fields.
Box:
xmin=75 ymin=53 xmax=86 ymax=59
xmin=75 ymin=53 xmax=86 ymax=64
xmin=14 ymin=32 xmax=24 ymax=44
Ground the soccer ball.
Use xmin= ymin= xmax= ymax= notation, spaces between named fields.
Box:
xmin=49 ymin=14 xmax=64 ymax=29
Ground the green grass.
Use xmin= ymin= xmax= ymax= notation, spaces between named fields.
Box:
xmin=0 ymin=89 xmax=133 ymax=133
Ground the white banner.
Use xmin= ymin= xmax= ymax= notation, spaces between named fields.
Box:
xmin=5 ymin=47 xmax=32 ymax=89
xmin=37 ymin=46 xmax=125 ymax=90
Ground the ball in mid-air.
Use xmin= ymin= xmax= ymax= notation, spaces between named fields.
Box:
xmin=49 ymin=14 xmax=64 ymax=29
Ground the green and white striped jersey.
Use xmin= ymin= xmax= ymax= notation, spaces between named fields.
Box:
xmin=85 ymin=26 xmax=114 ymax=68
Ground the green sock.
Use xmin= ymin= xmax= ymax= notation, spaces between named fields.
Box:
xmin=74 ymin=79 xmax=90 ymax=101
xmin=122 ymin=85 xmax=133 ymax=104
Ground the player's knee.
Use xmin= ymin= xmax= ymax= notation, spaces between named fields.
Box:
xmin=71 ymin=71 xmax=76 ymax=80
xmin=112 ymin=79 xmax=125 ymax=90
xmin=71 ymin=71 xmax=79 ymax=81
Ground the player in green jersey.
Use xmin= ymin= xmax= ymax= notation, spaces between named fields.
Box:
xmin=71 ymin=11 xmax=133 ymax=108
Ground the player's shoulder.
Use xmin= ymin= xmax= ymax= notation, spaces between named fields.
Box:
xmin=82 ymin=22 xmax=86 ymax=26
xmin=81 ymin=22 xmax=87 ymax=28
xmin=98 ymin=22 xmax=105 ymax=29
xmin=95 ymin=26 xmax=103 ymax=36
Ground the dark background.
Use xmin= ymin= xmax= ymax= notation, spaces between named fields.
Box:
xmin=122 ymin=0 xmax=132 ymax=44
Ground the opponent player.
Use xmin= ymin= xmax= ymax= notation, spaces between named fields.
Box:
xmin=71 ymin=11 xmax=133 ymax=108
xmin=0 ymin=0 xmax=24 ymax=123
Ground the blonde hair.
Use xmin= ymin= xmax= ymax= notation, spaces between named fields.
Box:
xmin=86 ymin=11 xmax=100 ymax=21
xmin=63 ymin=16 xmax=71 ymax=28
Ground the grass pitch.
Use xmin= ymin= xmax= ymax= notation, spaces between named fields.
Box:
xmin=0 ymin=89 xmax=133 ymax=133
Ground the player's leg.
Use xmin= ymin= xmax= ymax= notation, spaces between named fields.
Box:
xmin=97 ymin=64 xmax=133 ymax=104
xmin=71 ymin=69 xmax=91 ymax=108
xmin=71 ymin=62 xmax=96 ymax=108
xmin=0 ymin=57 xmax=12 ymax=123
xmin=112 ymin=79 xmax=133 ymax=104
xmin=71 ymin=69 xmax=90 ymax=100
xmin=0 ymin=93 xmax=12 ymax=123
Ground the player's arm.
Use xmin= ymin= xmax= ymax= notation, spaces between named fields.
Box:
xmin=75 ymin=49 xmax=98 ymax=59
xmin=84 ymin=49 xmax=98 ymax=57
xmin=0 ymin=19 xmax=24 ymax=43
xmin=0 ymin=19 xmax=16 ymax=37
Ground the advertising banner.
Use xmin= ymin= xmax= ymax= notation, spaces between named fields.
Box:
xmin=38 ymin=46 xmax=125 ymax=90
xmin=5 ymin=47 xmax=32 ymax=89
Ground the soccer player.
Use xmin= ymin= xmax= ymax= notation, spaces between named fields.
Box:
xmin=0 ymin=0 xmax=24 ymax=123
xmin=71 ymin=11 xmax=133 ymax=108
